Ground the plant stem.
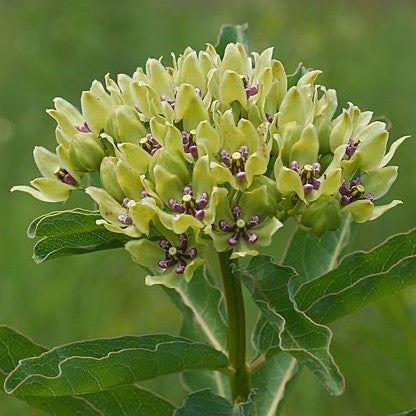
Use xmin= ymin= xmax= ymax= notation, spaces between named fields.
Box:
xmin=218 ymin=251 xmax=249 ymax=402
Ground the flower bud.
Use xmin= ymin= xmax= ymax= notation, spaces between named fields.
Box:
xmin=105 ymin=105 xmax=146 ymax=143
xmin=301 ymin=195 xmax=342 ymax=236
xmin=69 ymin=133 xmax=106 ymax=171
xmin=100 ymin=157 xmax=124 ymax=201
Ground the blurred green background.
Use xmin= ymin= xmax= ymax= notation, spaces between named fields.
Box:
xmin=1 ymin=0 xmax=415 ymax=414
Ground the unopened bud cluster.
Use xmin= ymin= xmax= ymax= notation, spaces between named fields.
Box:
xmin=13 ymin=43 xmax=407 ymax=287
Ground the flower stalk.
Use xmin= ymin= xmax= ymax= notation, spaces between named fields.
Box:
xmin=218 ymin=250 xmax=249 ymax=402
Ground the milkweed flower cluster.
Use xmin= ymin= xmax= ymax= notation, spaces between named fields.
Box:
xmin=12 ymin=43 xmax=408 ymax=287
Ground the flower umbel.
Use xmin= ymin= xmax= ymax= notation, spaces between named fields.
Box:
xmin=12 ymin=41 xmax=408 ymax=286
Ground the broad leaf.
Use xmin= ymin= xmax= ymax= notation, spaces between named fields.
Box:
xmin=165 ymin=268 xmax=229 ymax=398
xmin=174 ymin=389 xmax=255 ymax=416
xmin=250 ymin=352 xmax=298 ymax=416
xmin=215 ymin=23 xmax=249 ymax=58
xmin=283 ymin=214 xmax=352 ymax=294
xmin=239 ymin=255 xmax=344 ymax=395
xmin=390 ymin=409 xmax=416 ymax=416
xmin=1 ymin=326 xmax=175 ymax=415
xmin=28 ymin=208 xmax=132 ymax=263
xmin=4 ymin=334 xmax=228 ymax=397
xmin=296 ymin=228 xmax=416 ymax=324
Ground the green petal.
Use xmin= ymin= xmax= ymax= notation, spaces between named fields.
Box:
xmin=105 ymin=105 xmax=146 ymax=143
xmin=219 ymin=70 xmax=247 ymax=107
xmin=276 ymin=166 xmax=305 ymax=201
xmin=96 ymin=219 xmax=141 ymax=238
xmin=119 ymin=143 xmax=151 ymax=174
xmin=154 ymin=164 xmax=185 ymax=203
xmin=356 ymin=130 xmax=388 ymax=171
xmin=125 ymin=239 xmax=162 ymax=272
xmin=210 ymin=162 xmax=238 ymax=189
xmin=81 ymin=86 xmax=112 ymax=133
xmin=176 ymin=50 xmax=206 ymax=93
xmin=220 ymin=43 xmax=249 ymax=75
xmin=85 ymin=186 xmax=124 ymax=223
xmin=31 ymin=178 xmax=74 ymax=202
xmin=129 ymin=199 xmax=157 ymax=235
xmin=146 ymin=58 xmax=173 ymax=96
xmin=175 ymin=84 xmax=209 ymax=130
xmin=362 ymin=166 xmax=398 ymax=199
xmin=116 ymin=160 xmax=145 ymax=200
xmin=290 ymin=124 xmax=319 ymax=166
xmin=381 ymin=135 xmax=410 ymax=167
xmin=196 ymin=120 xmax=221 ymax=155
xmin=342 ymin=199 xmax=374 ymax=223
xmin=192 ymin=155 xmax=214 ymax=196
xmin=369 ymin=200 xmax=402 ymax=221
xmin=33 ymin=146 xmax=60 ymax=178
xmin=329 ymin=110 xmax=353 ymax=152
xmin=278 ymin=87 xmax=305 ymax=126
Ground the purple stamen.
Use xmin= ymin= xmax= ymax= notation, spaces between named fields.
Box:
xmin=122 ymin=198 xmax=131 ymax=208
xmin=182 ymin=130 xmax=198 ymax=158
xmin=339 ymin=179 xmax=373 ymax=206
xmin=54 ymin=168 xmax=77 ymax=186
xmin=194 ymin=87 xmax=202 ymax=96
xmin=118 ymin=214 xmax=133 ymax=225
xmin=218 ymin=205 xmax=262 ymax=247
xmin=220 ymin=147 xmax=249 ymax=180
xmin=290 ymin=161 xmax=322 ymax=194
xmin=161 ymin=95 xmax=175 ymax=108
xmin=168 ymin=187 xmax=209 ymax=220
xmin=345 ymin=139 xmax=359 ymax=159
xmin=75 ymin=122 xmax=91 ymax=133
xmin=265 ymin=113 xmax=274 ymax=123
xmin=141 ymin=191 xmax=150 ymax=198
xmin=157 ymin=234 xmax=197 ymax=275
xmin=63 ymin=173 xmax=77 ymax=186
xmin=245 ymin=83 xmax=259 ymax=98
xmin=139 ymin=133 xmax=161 ymax=155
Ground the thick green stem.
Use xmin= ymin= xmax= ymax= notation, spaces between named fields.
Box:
xmin=218 ymin=251 xmax=249 ymax=402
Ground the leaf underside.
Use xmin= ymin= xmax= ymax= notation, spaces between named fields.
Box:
xmin=28 ymin=208 xmax=132 ymax=263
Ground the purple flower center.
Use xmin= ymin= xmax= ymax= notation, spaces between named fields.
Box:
xmin=168 ymin=186 xmax=209 ymax=220
xmin=139 ymin=133 xmax=161 ymax=155
xmin=345 ymin=138 xmax=360 ymax=159
xmin=182 ymin=130 xmax=198 ymax=158
xmin=220 ymin=146 xmax=249 ymax=181
xmin=75 ymin=122 xmax=91 ymax=133
xmin=54 ymin=168 xmax=77 ymax=186
xmin=339 ymin=178 xmax=374 ymax=206
xmin=118 ymin=213 xmax=133 ymax=225
xmin=218 ymin=205 xmax=261 ymax=246
xmin=290 ymin=161 xmax=321 ymax=194
xmin=241 ymin=75 xmax=259 ymax=98
xmin=158 ymin=233 xmax=198 ymax=274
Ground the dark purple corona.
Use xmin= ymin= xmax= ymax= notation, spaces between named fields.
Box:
xmin=182 ymin=130 xmax=198 ymax=158
xmin=157 ymin=234 xmax=198 ymax=274
xmin=139 ymin=133 xmax=161 ymax=155
xmin=220 ymin=145 xmax=249 ymax=181
xmin=339 ymin=178 xmax=374 ymax=206
xmin=218 ymin=205 xmax=261 ymax=246
xmin=168 ymin=186 xmax=209 ymax=220
xmin=290 ymin=161 xmax=321 ymax=194
xmin=75 ymin=122 xmax=91 ymax=133
xmin=54 ymin=168 xmax=77 ymax=186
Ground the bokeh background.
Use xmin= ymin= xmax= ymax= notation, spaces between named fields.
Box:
xmin=1 ymin=0 xmax=416 ymax=414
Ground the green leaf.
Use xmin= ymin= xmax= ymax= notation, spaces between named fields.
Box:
xmin=0 ymin=325 xmax=45 ymax=384
xmin=0 ymin=326 xmax=181 ymax=415
xmin=165 ymin=268 xmax=229 ymax=398
xmin=28 ymin=208 xmax=132 ymax=263
xmin=239 ymin=255 xmax=344 ymax=396
xmin=390 ymin=409 xmax=416 ymax=416
xmin=250 ymin=352 xmax=298 ymax=416
xmin=4 ymin=334 xmax=228 ymax=397
xmin=174 ymin=389 xmax=255 ymax=416
xmin=283 ymin=214 xmax=353 ymax=294
xmin=252 ymin=215 xmax=352 ymax=352
xmin=296 ymin=228 xmax=416 ymax=324
xmin=215 ymin=23 xmax=249 ymax=58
